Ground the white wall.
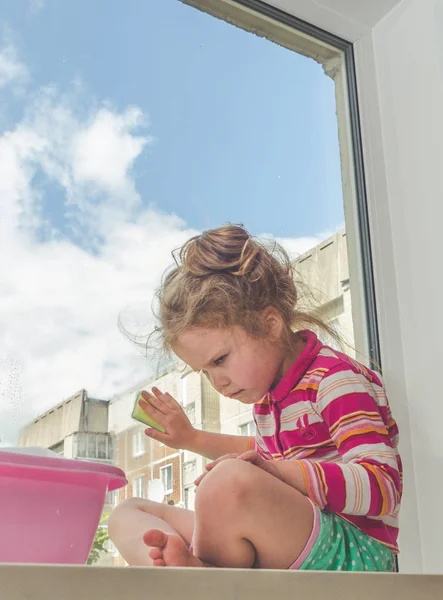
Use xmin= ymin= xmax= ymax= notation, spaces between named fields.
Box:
xmin=362 ymin=0 xmax=443 ymax=574
xmin=259 ymin=0 xmax=403 ymax=41
xmin=260 ymin=0 xmax=442 ymax=574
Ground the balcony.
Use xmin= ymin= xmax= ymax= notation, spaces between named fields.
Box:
xmin=72 ymin=432 xmax=114 ymax=463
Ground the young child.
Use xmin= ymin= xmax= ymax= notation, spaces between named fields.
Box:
xmin=108 ymin=224 xmax=402 ymax=572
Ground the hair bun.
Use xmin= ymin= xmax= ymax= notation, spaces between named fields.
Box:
xmin=178 ymin=224 xmax=260 ymax=278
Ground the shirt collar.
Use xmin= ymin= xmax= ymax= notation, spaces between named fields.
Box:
xmin=268 ymin=330 xmax=323 ymax=402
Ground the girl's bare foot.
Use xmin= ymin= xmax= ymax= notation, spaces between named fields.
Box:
xmin=143 ymin=529 xmax=209 ymax=568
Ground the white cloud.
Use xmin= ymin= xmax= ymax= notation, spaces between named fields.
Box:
xmin=0 ymin=41 xmax=29 ymax=91
xmin=0 ymin=210 xmax=195 ymax=445
xmin=72 ymin=107 xmax=148 ymax=189
xmin=274 ymin=235 xmax=324 ymax=259
xmin=0 ymin=55 xmax=197 ymax=444
xmin=259 ymin=233 xmax=321 ymax=261
xmin=29 ymin=0 xmax=45 ymax=14
xmin=0 ymin=42 xmax=330 ymax=447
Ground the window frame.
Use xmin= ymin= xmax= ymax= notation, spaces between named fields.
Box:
xmin=132 ymin=430 xmax=145 ymax=458
xmin=132 ymin=476 xmax=145 ymax=499
xmin=160 ymin=464 xmax=174 ymax=495
xmin=181 ymin=373 xmax=189 ymax=406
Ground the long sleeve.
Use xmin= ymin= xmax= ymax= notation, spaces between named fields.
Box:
xmin=252 ymin=413 xmax=274 ymax=460
xmin=296 ymin=365 xmax=402 ymax=517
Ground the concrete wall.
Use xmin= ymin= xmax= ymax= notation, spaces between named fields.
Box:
xmin=19 ymin=390 xmax=84 ymax=448
xmin=19 ymin=391 xmax=110 ymax=455
xmin=82 ymin=400 xmax=109 ymax=433
xmin=294 ymin=230 xmax=355 ymax=350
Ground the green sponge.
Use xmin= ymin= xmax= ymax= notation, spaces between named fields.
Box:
xmin=132 ymin=392 xmax=165 ymax=433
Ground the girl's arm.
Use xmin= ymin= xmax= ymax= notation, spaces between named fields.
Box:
xmin=274 ymin=366 xmax=402 ymax=517
xmin=185 ymin=430 xmax=251 ymax=460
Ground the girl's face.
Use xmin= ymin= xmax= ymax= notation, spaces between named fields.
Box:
xmin=172 ymin=311 xmax=301 ymax=404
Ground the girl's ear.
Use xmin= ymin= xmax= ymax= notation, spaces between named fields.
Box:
xmin=261 ymin=306 xmax=284 ymax=342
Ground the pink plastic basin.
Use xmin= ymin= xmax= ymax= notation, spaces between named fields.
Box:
xmin=0 ymin=449 xmax=127 ymax=565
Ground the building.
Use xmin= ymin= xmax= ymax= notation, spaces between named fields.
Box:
xmin=108 ymin=366 xmax=221 ymax=513
xmin=18 ymin=389 xmax=113 ymax=463
xmin=18 ymin=390 xmax=115 ymax=566
xmin=294 ymin=229 xmax=354 ymax=349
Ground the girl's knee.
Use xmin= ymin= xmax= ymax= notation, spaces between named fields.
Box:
xmin=196 ymin=458 xmax=256 ymax=513
xmin=110 ymin=497 xmax=151 ymax=516
xmin=108 ymin=498 xmax=164 ymax=532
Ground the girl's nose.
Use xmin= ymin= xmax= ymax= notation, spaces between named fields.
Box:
xmin=209 ymin=371 xmax=230 ymax=391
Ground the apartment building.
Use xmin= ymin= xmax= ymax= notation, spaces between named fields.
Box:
xmin=108 ymin=366 xmax=221 ymax=512
xmin=18 ymin=389 xmax=115 ymax=566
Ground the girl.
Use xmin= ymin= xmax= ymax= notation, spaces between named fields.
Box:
xmin=108 ymin=224 xmax=402 ymax=572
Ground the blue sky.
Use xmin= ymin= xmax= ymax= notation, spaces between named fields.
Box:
xmin=0 ymin=0 xmax=344 ymax=444
xmin=1 ymin=0 xmax=343 ymax=238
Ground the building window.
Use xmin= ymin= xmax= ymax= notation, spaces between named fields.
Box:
xmin=105 ymin=489 xmax=119 ymax=506
xmin=184 ymin=460 xmax=196 ymax=476
xmin=160 ymin=464 xmax=173 ymax=495
xmin=97 ymin=436 xmax=108 ymax=459
xmin=74 ymin=433 xmax=113 ymax=461
xmin=239 ymin=421 xmax=256 ymax=437
xmin=184 ymin=401 xmax=196 ymax=425
xmin=133 ymin=476 xmax=145 ymax=498
xmin=184 ymin=485 xmax=195 ymax=511
xmin=132 ymin=430 xmax=145 ymax=457
xmin=183 ymin=459 xmax=197 ymax=486
xmin=181 ymin=373 xmax=190 ymax=406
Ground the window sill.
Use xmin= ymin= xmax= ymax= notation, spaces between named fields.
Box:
xmin=1 ymin=564 xmax=442 ymax=600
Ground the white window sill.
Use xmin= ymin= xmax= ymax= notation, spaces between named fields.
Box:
xmin=1 ymin=564 xmax=442 ymax=599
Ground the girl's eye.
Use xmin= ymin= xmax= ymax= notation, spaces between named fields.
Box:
xmin=213 ymin=354 xmax=227 ymax=367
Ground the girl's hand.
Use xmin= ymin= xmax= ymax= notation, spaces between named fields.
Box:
xmin=194 ymin=453 xmax=240 ymax=486
xmin=236 ymin=450 xmax=285 ymax=482
xmin=194 ymin=450 xmax=285 ymax=487
xmin=139 ymin=387 xmax=196 ymax=450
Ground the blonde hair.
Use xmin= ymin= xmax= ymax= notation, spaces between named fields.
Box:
xmin=145 ymin=224 xmax=341 ymax=357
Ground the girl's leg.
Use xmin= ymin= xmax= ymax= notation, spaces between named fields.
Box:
xmin=108 ymin=498 xmax=194 ymax=566
xmin=146 ymin=458 xmax=315 ymax=569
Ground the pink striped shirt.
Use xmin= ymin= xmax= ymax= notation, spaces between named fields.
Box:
xmin=252 ymin=330 xmax=402 ymax=552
